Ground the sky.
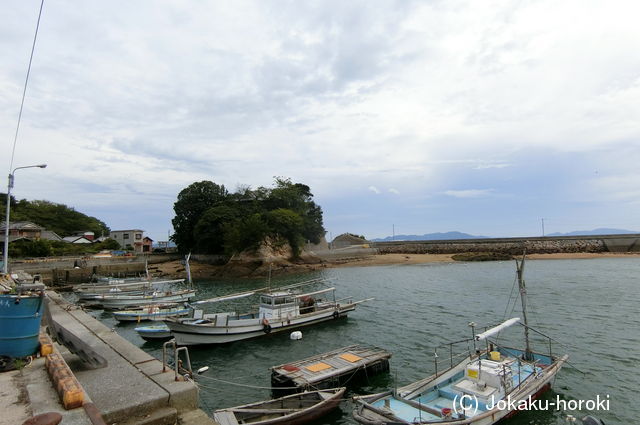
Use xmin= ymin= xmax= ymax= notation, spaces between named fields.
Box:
xmin=1 ymin=0 xmax=639 ymax=242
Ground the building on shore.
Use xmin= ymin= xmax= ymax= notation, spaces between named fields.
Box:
xmin=109 ymin=229 xmax=152 ymax=253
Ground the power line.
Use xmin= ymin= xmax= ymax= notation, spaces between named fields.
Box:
xmin=9 ymin=0 xmax=45 ymax=172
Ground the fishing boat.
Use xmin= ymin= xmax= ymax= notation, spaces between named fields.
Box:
xmin=165 ymin=279 xmax=371 ymax=345
xmin=113 ymin=304 xmax=191 ymax=322
xmin=93 ymin=289 xmax=196 ymax=310
xmin=135 ymin=323 xmax=172 ymax=340
xmin=213 ymin=387 xmax=346 ymax=425
xmin=353 ymin=253 xmax=568 ymax=425
xmin=74 ymin=278 xmax=186 ymax=299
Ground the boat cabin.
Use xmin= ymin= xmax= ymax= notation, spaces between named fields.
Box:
xmin=259 ymin=292 xmax=300 ymax=320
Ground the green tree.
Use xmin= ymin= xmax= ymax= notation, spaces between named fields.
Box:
xmin=266 ymin=178 xmax=324 ymax=244
xmin=8 ymin=239 xmax=51 ymax=258
xmin=265 ymin=208 xmax=304 ymax=255
xmin=171 ymin=177 xmax=325 ymax=257
xmin=194 ymin=205 xmax=238 ymax=254
xmin=223 ymin=214 xmax=269 ymax=254
xmin=0 ymin=195 xmax=109 ymax=237
xmin=171 ymin=181 xmax=229 ymax=252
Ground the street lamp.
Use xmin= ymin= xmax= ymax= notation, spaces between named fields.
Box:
xmin=2 ymin=163 xmax=47 ymax=274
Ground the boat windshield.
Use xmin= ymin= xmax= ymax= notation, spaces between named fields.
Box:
xmin=260 ymin=295 xmax=295 ymax=306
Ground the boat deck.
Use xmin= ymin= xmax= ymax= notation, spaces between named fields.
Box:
xmin=271 ymin=345 xmax=391 ymax=392
xmin=371 ymin=356 xmax=541 ymax=422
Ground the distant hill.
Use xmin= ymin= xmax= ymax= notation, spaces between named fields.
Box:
xmin=371 ymin=231 xmax=488 ymax=242
xmin=547 ymin=228 xmax=638 ymax=236
xmin=0 ymin=194 xmax=109 ymax=237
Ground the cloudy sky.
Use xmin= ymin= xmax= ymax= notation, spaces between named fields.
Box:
xmin=2 ymin=0 xmax=639 ymax=242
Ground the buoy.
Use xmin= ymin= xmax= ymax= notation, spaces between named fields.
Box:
xmin=290 ymin=331 xmax=302 ymax=340
xmin=196 ymin=366 xmax=209 ymax=374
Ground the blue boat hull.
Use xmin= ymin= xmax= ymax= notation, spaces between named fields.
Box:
xmin=0 ymin=294 xmax=44 ymax=357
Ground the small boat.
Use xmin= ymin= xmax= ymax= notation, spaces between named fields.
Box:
xmin=74 ymin=278 xmax=186 ymax=298
xmin=352 ymin=253 xmax=568 ymax=425
xmin=165 ymin=279 xmax=372 ymax=345
xmin=113 ymin=304 xmax=191 ymax=322
xmin=135 ymin=323 xmax=172 ymax=340
xmin=213 ymin=387 xmax=346 ymax=425
xmin=94 ymin=289 xmax=196 ymax=310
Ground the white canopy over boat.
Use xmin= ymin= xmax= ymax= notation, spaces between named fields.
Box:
xmin=475 ymin=317 xmax=521 ymax=341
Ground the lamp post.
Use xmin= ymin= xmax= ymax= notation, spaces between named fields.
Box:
xmin=2 ymin=163 xmax=47 ymax=275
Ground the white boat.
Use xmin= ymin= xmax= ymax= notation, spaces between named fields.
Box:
xmin=75 ymin=277 xmax=185 ymax=295
xmin=112 ymin=304 xmax=191 ymax=322
xmin=352 ymin=253 xmax=568 ymax=425
xmin=135 ymin=324 xmax=172 ymax=340
xmin=94 ymin=289 xmax=196 ymax=310
xmin=165 ymin=280 xmax=372 ymax=345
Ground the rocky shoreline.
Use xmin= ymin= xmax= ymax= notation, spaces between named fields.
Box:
xmin=150 ymin=251 xmax=640 ymax=280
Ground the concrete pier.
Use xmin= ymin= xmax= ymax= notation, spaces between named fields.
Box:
xmin=44 ymin=291 xmax=217 ymax=424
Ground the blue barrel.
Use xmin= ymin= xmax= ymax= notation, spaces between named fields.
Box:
xmin=0 ymin=293 xmax=44 ymax=358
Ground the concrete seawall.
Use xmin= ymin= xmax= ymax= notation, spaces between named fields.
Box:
xmin=373 ymin=234 xmax=640 ymax=255
xmin=8 ymin=254 xmax=182 ymax=283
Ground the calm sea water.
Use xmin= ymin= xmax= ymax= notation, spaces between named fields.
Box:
xmin=90 ymin=258 xmax=640 ymax=425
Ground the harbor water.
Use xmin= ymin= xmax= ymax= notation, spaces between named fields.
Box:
xmin=91 ymin=258 xmax=639 ymax=424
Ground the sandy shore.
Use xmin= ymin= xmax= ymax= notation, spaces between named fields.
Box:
xmin=152 ymin=252 xmax=639 ymax=279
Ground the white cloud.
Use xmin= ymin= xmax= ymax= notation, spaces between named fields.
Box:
xmin=444 ymin=189 xmax=495 ymax=199
xmin=2 ymin=0 xmax=639 ymax=239
xmin=388 ymin=188 xmax=400 ymax=194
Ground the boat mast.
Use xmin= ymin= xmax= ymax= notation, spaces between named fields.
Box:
xmin=516 ymin=251 xmax=533 ymax=360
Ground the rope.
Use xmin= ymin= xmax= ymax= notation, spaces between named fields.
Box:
xmin=195 ymin=374 xmax=301 ymax=390
xmin=9 ymin=0 xmax=45 ymax=171
xmin=195 ymin=362 xmax=368 ymax=392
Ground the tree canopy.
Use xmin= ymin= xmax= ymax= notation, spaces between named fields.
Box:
xmin=171 ymin=178 xmax=325 ymax=256
xmin=0 ymin=194 xmax=110 ymax=237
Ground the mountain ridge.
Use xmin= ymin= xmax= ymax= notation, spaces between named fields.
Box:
xmin=371 ymin=228 xmax=638 ymax=241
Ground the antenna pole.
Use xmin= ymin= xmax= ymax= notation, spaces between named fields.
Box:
xmin=516 ymin=251 xmax=533 ymax=360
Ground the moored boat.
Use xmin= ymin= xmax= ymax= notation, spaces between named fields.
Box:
xmin=165 ymin=280 xmax=371 ymax=345
xmin=135 ymin=323 xmax=172 ymax=340
xmin=213 ymin=387 xmax=346 ymax=425
xmin=94 ymin=289 xmax=196 ymax=310
xmin=352 ymin=253 xmax=567 ymax=425
xmin=74 ymin=277 xmax=186 ymax=299
xmin=113 ymin=304 xmax=190 ymax=322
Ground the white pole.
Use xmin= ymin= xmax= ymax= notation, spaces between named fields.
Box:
xmin=3 ymin=164 xmax=47 ymax=275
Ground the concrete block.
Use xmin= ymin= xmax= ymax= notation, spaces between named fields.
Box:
xmin=147 ymin=371 xmax=198 ymax=412
xmin=178 ymin=409 xmax=219 ymax=425
xmin=118 ymin=407 xmax=177 ymax=425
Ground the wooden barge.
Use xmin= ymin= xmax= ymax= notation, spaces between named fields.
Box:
xmin=271 ymin=345 xmax=391 ymax=393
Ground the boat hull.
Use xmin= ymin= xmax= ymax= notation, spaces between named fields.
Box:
xmin=113 ymin=308 xmax=190 ymax=322
xmin=135 ymin=325 xmax=172 ymax=340
xmin=352 ymin=354 xmax=568 ymax=425
xmin=96 ymin=290 xmax=196 ymax=309
xmin=166 ymin=305 xmax=355 ymax=345
xmin=0 ymin=293 xmax=45 ymax=357
xmin=214 ymin=387 xmax=346 ymax=425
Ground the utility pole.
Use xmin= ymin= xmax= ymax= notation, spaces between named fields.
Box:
xmin=541 ymin=218 xmax=545 ymax=237
xmin=392 ymin=224 xmax=395 ymax=241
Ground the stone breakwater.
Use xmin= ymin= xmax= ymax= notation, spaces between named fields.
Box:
xmin=376 ymin=238 xmax=607 ymax=255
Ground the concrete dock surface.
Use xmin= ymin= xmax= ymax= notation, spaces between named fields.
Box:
xmin=0 ymin=291 xmax=218 ymax=425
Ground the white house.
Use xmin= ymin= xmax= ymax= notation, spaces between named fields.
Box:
xmin=109 ymin=229 xmax=151 ymax=253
